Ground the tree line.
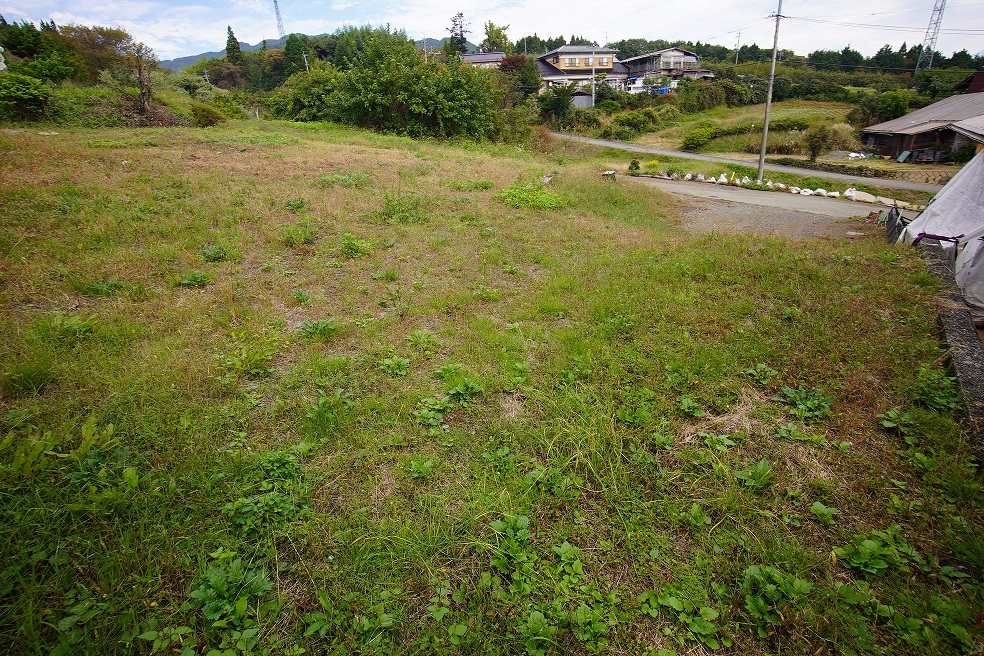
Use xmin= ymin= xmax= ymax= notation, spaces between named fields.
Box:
xmin=2 ymin=14 xmax=982 ymax=139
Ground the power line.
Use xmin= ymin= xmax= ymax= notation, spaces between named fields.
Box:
xmin=782 ymin=15 xmax=984 ymax=35
xmin=825 ymin=1 xmax=984 ymax=18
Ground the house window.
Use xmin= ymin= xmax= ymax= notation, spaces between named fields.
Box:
xmin=598 ymin=57 xmax=609 ymax=66
xmin=552 ymin=56 xmax=559 ymax=64
xmin=565 ymin=58 xmax=578 ymax=67
xmin=584 ymin=57 xmax=594 ymax=66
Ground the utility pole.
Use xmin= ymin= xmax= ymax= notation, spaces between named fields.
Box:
xmin=734 ymin=31 xmax=741 ymax=65
xmin=592 ymin=45 xmax=596 ymax=107
xmin=757 ymin=0 xmax=782 ymax=183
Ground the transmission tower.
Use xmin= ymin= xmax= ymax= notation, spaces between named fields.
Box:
xmin=273 ymin=0 xmax=286 ymax=39
xmin=915 ymin=0 xmax=946 ymax=72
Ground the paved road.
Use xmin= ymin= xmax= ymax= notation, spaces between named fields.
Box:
xmin=553 ymin=132 xmax=944 ymax=194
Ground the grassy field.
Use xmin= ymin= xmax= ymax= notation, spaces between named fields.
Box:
xmin=633 ymin=100 xmax=854 ymax=151
xmin=1 ymin=121 xmax=981 ymax=655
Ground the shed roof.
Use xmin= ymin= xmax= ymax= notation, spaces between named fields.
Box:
xmin=952 ymin=115 xmax=984 ymax=143
xmin=862 ymin=93 xmax=984 ymax=135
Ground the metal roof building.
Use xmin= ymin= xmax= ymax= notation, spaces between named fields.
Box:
xmin=861 ymin=93 xmax=984 ymax=160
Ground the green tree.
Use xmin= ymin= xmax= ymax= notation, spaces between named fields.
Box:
xmin=805 ymin=125 xmax=832 ymax=161
xmin=511 ymin=34 xmax=565 ymax=55
xmin=499 ymin=54 xmax=541 ymax=95
xmin=568 ymin=35 xmax=597 ymax=46
xmin=226 ymin=25 xmax=242 ymax=66
xmin=10 ymin=49 xmax=74 ymax=82
xmin=876 ymin=88 xmax=911 ymax=121
xmin=282 ymin=33 xmax=305 ymax=77
xmin=807 ymin=49 xmax=841 ymax=72
xmin=840 ymin=46 xmax=864 ymax=72
xmin=480 ymin=21 xmax=511 ymax=54
xmin=869 ymin=44 xmax=905 ymax=72
xmin=717 ymin=78 xmax=750 ymax=106
xmin=59 ymin=24 xmax=133 ymax=83
xmin=0 ymin=19 xmax=43 ymax=57
xmin=949 ymin=49 xmax=974 ymax=69
xmin=274 ymin=33 xmax=500 ymax=139
xmin=446 ymin=13 xmax=469 ymax=58
xmin=537 ymin=84 xmax=574 ymax=125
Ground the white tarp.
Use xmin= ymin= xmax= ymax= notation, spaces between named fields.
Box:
xmin=902 ymin=149 xmax=984 ymax=325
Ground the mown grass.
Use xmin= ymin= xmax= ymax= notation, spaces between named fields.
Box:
xmin=0 ymin=120 xmax=981 ymax=655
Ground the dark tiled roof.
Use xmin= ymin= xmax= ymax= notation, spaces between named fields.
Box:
xmin=461 ymin=52 xmax=506 ymax=64
xmin=537 ymin=60 xmax=565 ymax=76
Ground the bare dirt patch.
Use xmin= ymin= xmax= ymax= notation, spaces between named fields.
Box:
xmin=631 ymin=177 xmax=885 ymax=240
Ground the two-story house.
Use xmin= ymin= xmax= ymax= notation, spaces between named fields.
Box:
xmin=536 ymin=45 xmax=628 ymax=102
xmin=619 ymin=47 xmax=715 ymax=93
xmin=535 ymin=45 xmax=714 ymax=101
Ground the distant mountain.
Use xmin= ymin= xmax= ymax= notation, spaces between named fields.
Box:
xmin=160 ymin=35 xmax=478 ymax=71
xmin=414 ymin=38 xmax=479 ymax=54
xmin=159 ymin=36 xmax=290 ymax=71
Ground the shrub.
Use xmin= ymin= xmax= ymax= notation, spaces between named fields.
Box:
xmin=828 ymin=123 xmax=862 ymax=152
xmin=805 ymin=125 xmax=833 ymax=161
xmin=612 ymin=110 xmax=650 ymax=132
xmin=0 ymin=73 xmax=52 ymax=120
xmin=681 ymin=126 xmax=721 ymax=151
xmin=596 ymin=99 xmax=621 ymax=114
xmin=190 ymin=102 xmax=227 ymax=127
xmin=48 ymin=85 xmax=126 ymax=127
xmin=598 ymin=124 xmax=637 ymax=141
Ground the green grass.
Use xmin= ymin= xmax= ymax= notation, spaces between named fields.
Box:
xmin=0 ymin=120 xmax=981 ymax=655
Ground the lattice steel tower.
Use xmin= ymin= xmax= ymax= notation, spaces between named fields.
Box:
xmin=915 ymin=0 xmax=946 ymax=72
xmin=274 ymin=0 xmax=286 ymax=39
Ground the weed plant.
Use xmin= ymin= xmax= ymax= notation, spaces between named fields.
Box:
xmin=0 ymin=121 xmax=980 ymax=656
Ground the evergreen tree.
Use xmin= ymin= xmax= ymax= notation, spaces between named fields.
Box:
xmin=446 ymin=13 xmax=469 ymax=58
xmin=282 ymin=33 xmax=305 ymax=76
xmin=840 ymin=46 xmax=863 ymax=72
xmin=226 ymin=25 xmax=242 ymax=66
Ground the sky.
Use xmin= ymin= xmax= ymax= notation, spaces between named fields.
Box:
xmin=1 ymin=0 xmax=982 ymax=63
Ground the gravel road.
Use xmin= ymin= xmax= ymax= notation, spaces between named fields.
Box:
xmin=555 ymin=132 xmax=944 ymax=194
xmin=629 ymin=176 xmax=892 ymax=240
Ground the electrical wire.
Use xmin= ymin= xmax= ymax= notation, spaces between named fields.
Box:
xmin=782 ymin=15 xmax=984 ymax=35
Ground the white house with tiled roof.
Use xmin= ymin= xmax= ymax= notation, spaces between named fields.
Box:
xmin=619 ymin=47 xmax=715 ymax=92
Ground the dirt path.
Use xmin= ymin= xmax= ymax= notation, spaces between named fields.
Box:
xmin=630 ymin=176 xmax=888 ymax=240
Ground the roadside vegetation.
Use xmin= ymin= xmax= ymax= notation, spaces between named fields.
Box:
xmin=1 ymin=121 xmax=982 ymax=655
